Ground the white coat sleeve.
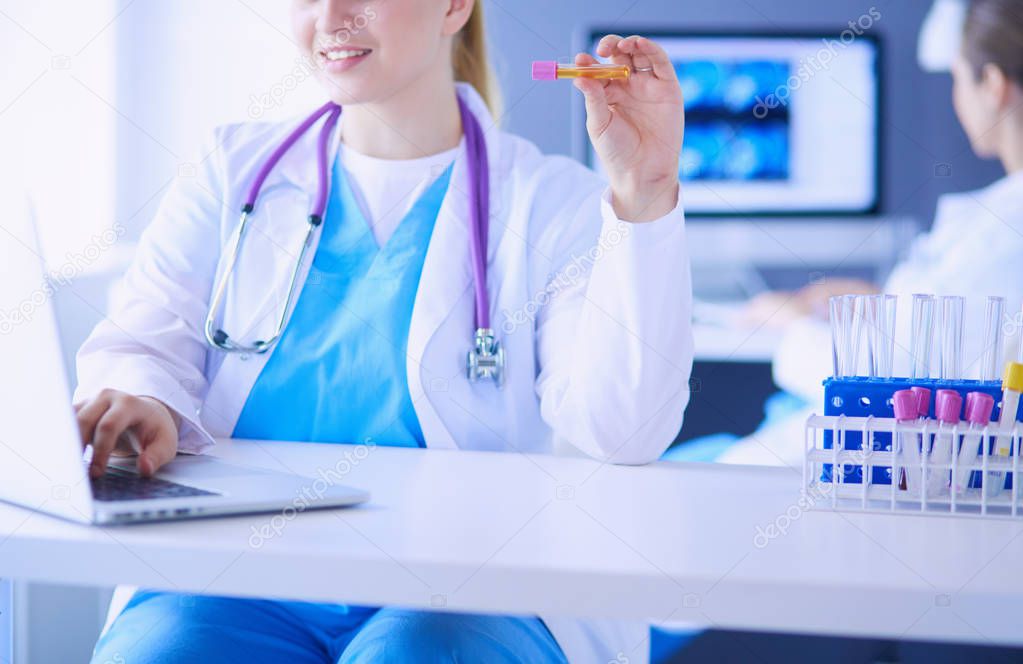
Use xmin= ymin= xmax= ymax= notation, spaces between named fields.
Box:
xmin=73 ymin=131 xmax=226 ymax=455
xmin=534 ymin=185 xmax=693 ymax=465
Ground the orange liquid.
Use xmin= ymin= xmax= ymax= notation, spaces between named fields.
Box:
xmin=556 ymin=65 xmax=630 ymax=80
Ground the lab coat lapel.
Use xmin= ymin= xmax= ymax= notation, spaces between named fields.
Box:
xmin=407 ymin=84 xmax=500 ymax=450
xmin=406 ymin=149 xmax=474 ymax=449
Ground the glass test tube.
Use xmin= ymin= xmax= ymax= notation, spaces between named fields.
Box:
xmin=531 ymin=61 xmax=630 ymax=80
xmin=866 ymin=296 xmax=879 ymax=378
xmin=909 ymin=294 xmax=935 ymax=380
xmin=866 ymin=294 xmax=897 ymax=378
xmin=829 ymin=296 xmax=843 ymax=377
xmin=830 ymin=295 xmax=863 ymax=377
xmin=938 ymin=296 xmax=965 ymax=380
xmin=848 ymin=295 xmax=866 ymax=377
xmin=881 ymin=295 xmax=898 ymax=377
xmin=1016 ymin=302 xmax=1023 ymax=364
xmin=980 ymin=296 xmax=1005 ymax=381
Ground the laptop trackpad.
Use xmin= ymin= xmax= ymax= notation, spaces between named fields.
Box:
xmin=111 ymin=454 xmax=279 ymax=481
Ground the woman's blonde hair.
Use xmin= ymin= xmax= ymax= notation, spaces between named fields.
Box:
xmin=452 ymin=1 xmax=503 ymax=119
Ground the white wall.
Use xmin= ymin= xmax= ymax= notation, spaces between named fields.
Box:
xmin=2 ymin=2 xmax=329 ymax=661
xmin=0 ymin=0 xmax=118 ymax=269
xmin=113 ymin=0 xmax=327 ymax=243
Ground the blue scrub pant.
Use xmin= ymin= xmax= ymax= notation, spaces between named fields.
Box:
xmin=92 ymin=591 xmax=567 ymax=664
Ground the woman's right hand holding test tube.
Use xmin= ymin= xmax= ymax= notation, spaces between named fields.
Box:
xmin=570 ymin=35 xmax=684 ymax=223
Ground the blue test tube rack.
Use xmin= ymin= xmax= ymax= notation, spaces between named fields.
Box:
xmin=822 ymin=376 xmax=1018 ymax=486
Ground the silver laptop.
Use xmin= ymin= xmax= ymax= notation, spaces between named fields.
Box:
xmin=0 ymin=203 xmax=369 ymax=525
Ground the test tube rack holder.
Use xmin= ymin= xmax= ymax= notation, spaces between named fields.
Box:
xmin=803 ymin=376 xmax=1023 ymax=518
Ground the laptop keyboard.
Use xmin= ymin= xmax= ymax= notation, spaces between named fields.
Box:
xmin=90 ymin=468 xmax=219 ymax=502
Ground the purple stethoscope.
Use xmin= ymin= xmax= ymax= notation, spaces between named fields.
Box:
xmin=204 ymin=96 xmax=504 ymax=387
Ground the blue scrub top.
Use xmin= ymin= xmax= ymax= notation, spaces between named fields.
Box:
xmin=233 ymin=155 xmax=453 ymax=447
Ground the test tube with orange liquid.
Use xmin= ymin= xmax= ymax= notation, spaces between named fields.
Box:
xmin=531 ymin=61 xmax=630 ymax=81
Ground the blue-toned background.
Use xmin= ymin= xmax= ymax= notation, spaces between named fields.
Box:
xmin=678 ymin=59 xmax=791 ymax=181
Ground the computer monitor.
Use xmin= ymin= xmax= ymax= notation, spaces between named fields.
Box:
xmin=581 ymin=30 xmax=882 ymax=216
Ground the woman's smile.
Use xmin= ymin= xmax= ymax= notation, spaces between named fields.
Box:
xmin=316 ymin=44 xmax=373 ymax=73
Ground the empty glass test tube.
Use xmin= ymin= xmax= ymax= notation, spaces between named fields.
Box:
xmin=980 ymin=296 xmax=1005 ymax=381
xmin=866 ymin=294 xmax=897 ymax=378
xmin=909 ymin=294 xmax=935 ymax=379
xmin=830 ymin=295 xmax=865 ymax=377
xmin=848 ymin=295 xmax=866 ymax=377
xmin=938 ymin=296 xmax=965 ymax=380
xmin=829 ymin=296 xmax=845 ymax=377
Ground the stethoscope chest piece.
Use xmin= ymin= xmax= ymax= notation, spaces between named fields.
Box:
xmin=466 ymin=327 xmax=504 ymax=387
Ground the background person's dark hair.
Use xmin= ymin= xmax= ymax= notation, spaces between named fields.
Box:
xmin=963 ymin=0 xmax=1023 ymax=86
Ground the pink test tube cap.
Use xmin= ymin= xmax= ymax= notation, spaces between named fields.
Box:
xmin=935 ymin=389 xmax=962 ymax=424
xmin=893 ymin=390 xmax=919 ymax=421
xmin=910 ymin=386 xmax=931 ymax=418
xmin=531 ymin=61 xmax=558 ymax=81
xmin=965 ymin=392 xmax=995 ymax=425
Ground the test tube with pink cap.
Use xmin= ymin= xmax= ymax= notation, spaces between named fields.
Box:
xmin=953 ymin=392 xmax=995 ymax=494
xmin=926 ymin=389 xmax=963 ymax=495
xmin=893 ymin=389 xmax=923 ymax=492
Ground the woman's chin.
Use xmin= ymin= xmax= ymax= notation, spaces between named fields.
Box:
xmin=317 ymin=78 xmax=378 ymax=106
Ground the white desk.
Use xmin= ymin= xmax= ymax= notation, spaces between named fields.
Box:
xmin=1 ymin=440 xmax=1022 ymax=647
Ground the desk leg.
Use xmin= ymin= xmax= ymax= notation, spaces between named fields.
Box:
xmin=0 ymin=579 xmax=11 ymax=663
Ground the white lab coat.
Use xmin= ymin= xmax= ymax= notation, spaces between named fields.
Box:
xmin=75 ymin=84 xmax=694 ymax=664
xmin=720 ymin=170 xmax=1023 ymax=468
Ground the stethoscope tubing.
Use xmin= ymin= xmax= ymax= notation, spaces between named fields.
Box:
xmin=207 ymin=95 xmax=494 ymax=350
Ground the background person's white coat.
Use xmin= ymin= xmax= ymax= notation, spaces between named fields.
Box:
xmin=74 ymin=84 xmax=694 ymax=664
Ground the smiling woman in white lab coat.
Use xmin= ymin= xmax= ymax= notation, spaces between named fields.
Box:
xmin=724 ymin=0 xmax=1023 ymax=468
xmin=73 ymin=1 xmax=692 ymax=662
